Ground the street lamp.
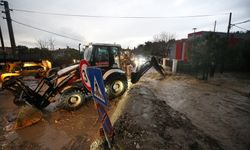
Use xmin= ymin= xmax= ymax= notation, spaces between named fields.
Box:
xmin=192 ymin=28 xmax=197 ymax=38
xmin=193 ymin=28 xmax=197 ymax=33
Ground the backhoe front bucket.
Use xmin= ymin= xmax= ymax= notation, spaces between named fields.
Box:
xmin=14 ymin=105 xmax=43 ymax=130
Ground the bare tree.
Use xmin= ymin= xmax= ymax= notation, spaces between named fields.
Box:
xmin=37 ymin=39 xmax=49 ymax=49
xmin=48 ymin=37 xmax=56 ymax=50
xmin=153 ymin=32 xmax=176 ymax=57
xmin=37 ymin=38 xmax=56 ymax=50
xmin=153 ymin=32 xmax=176 ymax=42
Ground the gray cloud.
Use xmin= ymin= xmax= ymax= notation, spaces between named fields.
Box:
xmin=1 ymin=0 xmax=249 ymax=49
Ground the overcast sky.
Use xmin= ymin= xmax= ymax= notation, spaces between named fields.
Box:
xmin=0 ymin=0 xmax=249 ymax=49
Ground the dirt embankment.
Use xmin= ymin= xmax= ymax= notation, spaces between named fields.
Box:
xmin=110 ymin=83 xmax=223 ymax=150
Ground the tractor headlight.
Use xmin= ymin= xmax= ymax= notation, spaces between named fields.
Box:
xmin=134 ymin=56 xmax=146 ymax=67
xmin=139 ymin=57 xmax=146 ymax=65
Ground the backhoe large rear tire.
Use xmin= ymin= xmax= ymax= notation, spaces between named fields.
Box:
xmin=105 ymin=74 xmax=128 ymax=100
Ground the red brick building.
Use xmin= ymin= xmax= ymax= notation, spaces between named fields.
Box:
xmin=169 ymin=31 xmax=250 ymax=62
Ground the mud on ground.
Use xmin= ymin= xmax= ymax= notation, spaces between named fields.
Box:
xmin=111 ymin=84 xmax=223 ymax=150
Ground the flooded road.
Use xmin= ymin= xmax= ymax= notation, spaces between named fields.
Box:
xmin=140 ymin=72 xmax=250 ymax=150
xmin=0 ymin=77 xmax=119 ymax=149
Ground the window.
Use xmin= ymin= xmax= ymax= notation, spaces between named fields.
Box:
xmin=13 ymin=66 xmax=22 ymax=72
xmin=110 ymin=47 xmax=120 ymax=68
xmin=95 ymin=46 xmax=109 ymax=67
xmin=22 ymin=66 xmax=43 ymax=71
xmin=95 ymin=47 xmax=109 ymax=62
xmin=29 ymin=66 xmax=44 ymax=70
xmin=111 ymin=47 xmax=119 ymax=56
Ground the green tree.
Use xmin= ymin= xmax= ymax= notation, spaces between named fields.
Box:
xmin=188 ymin=33 xmax=227 ymax=80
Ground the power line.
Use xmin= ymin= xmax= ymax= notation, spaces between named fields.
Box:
xmin=11 ymin=19 xmax=82 ymax=42
xmin=231 ymin=24 xmax=249 ymax=31
xmin=12 ymin=8 xmax=228 ymax=19
xmin=232 ymin=19 xmax=250 ymax=25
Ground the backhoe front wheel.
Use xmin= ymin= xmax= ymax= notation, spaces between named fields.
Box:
xmin=105 ymin=75 xmax=128 ymax=100
xmin=60 ymin=88 xmax=85 ymax=111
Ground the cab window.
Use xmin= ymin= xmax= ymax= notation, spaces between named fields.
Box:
xmin=95 ymin=47 xmax=109 ymax=67
xmin=95 ymin=47 xmax=109 ymax=62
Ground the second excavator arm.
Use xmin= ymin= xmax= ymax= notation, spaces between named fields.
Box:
xmin=131 ymin=56 xmax=165 ymax=84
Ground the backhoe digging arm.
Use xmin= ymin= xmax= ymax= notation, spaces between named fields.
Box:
xmin=131 ymin=56 xmax=165 ymax=84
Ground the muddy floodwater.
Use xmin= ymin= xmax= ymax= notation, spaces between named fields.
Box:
xmin=141 ymin=72 xmax=250 ymax=150
xmin=0 ymin=92 xmax=100 ymax=149
xmin=0 ymin=77 xmax=118 ymax=149
xmin=1 ymin=72 xmax=250 ymax=150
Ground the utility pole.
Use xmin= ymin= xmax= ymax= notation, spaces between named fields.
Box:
xmin=1 ymin=1 xmax=16 ymax=50
xmin=227 ymin=12 xmax=232 ymax=37
xmin=0 ymin=25 xmax=6 ymax=64
xmin=213 ymin=20 xmax=217 ymax=32
xmin=220 ymin=12 xmax=232 ymax=73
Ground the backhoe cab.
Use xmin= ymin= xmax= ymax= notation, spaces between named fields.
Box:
xmin=83 ymin=43 xmax=128 ymax=99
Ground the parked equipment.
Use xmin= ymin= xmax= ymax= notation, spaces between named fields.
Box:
xmin=0 ymin=60 xmax=52 ymax=82
xmin=2 ymin=64 xmax=86 ymax=110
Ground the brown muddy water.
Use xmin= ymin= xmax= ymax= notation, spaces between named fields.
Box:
xmin=141 ymin=72 xmax=250 ymax=150
xmin=0 ymin=76 xmax=119 ymax=149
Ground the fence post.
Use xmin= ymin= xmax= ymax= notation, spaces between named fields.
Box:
xmin=172 ymin=59 xmax=178 ymax=73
